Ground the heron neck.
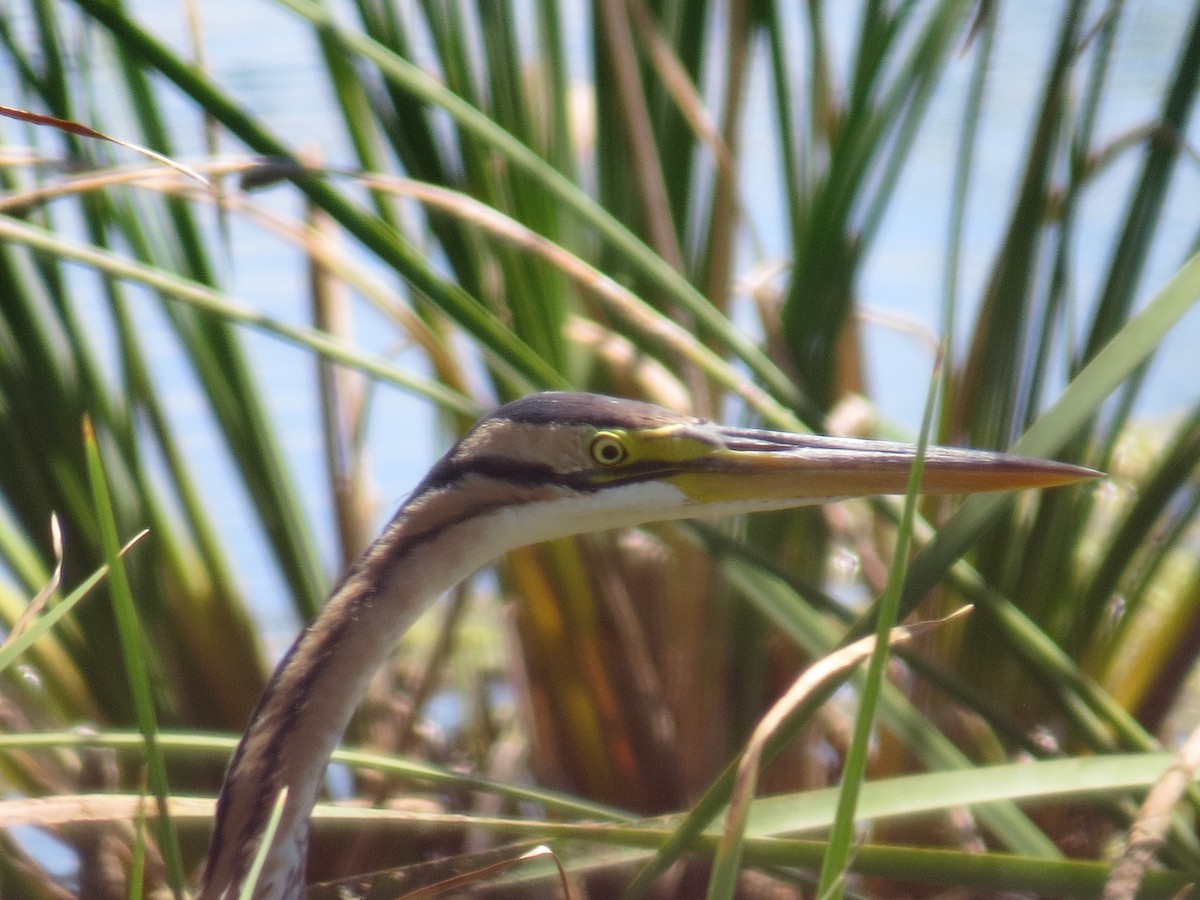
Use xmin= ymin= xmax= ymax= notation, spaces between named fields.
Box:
xmin=200 ymin=491 xmax=510 ymax=900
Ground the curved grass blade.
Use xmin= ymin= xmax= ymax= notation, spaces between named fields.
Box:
xmin=708 ymin=626 xmax=927 ymax=900
xmin=3 ymin=754 xmax=1195 ymax=897
xmin=0 ymin=730 xmax=634 ymax=823
xmin=0 ymin=104 xmax=207 ymax=185
xmin=0 ymin=215 xmax=479 ymax=418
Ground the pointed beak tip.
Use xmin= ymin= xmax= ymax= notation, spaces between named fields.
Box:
xmin=1041 ymin=462 xmax=1105 ymax=487
xmin=933 ymin=458 xmax=1104 ymax=494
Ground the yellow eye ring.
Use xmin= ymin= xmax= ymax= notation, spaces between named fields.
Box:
xmin=589 ymin=432 xmax=628 ymax=466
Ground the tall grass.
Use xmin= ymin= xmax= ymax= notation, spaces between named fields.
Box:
xmin=0 ymin=1 xmax=1198 ymax=896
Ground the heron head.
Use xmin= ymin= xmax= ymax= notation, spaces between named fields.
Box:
xmin=411 ymin=393 xmax=1097 ymax=542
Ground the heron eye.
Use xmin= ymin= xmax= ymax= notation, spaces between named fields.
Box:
xmin=589 ymin=432 xmax=628 ymax=466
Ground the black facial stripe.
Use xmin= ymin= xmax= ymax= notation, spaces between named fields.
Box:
xmin=419 ymin=453 xmax=696 ymax=499
xmin=419 ymin=455 xmax=571 ymax=493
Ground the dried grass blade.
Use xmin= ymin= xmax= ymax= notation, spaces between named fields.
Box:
xmin=3 ymin=515 xmax=63 ymax=648
xmin=706 ymin=610 xmax=969 ymax=900
xmin=0 ymin=528 xmax=149 ymax=674
xmin=0 ymin=104 xmax=208 ymax=185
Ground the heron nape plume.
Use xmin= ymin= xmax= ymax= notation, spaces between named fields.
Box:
xmin=199 ymin=391 xmax=1097 ymax=899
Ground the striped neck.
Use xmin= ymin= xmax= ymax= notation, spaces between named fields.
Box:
xmin=199 ymin=478 xmax=537 ymax=899
xmin=199 ymin=469 xmax=685 ymax=899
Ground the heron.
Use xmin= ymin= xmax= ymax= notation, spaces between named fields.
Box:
xmin=199 ymin=391 xmax=1096 ymax=899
